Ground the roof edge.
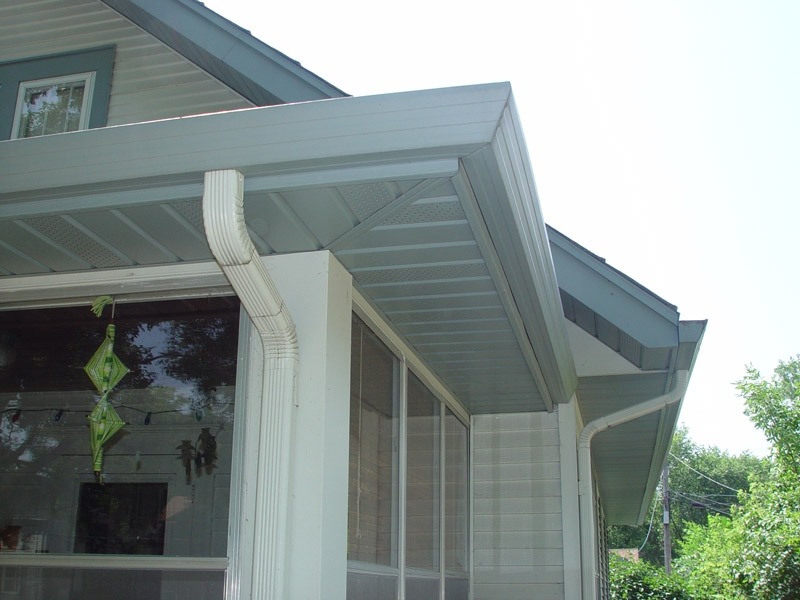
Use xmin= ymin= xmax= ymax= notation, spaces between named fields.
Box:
xmin=100 ymin=0 xmax=346 ymax=104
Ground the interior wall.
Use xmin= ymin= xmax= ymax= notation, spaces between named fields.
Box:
xmin=472 ymin=412 xmax=565 ymax=600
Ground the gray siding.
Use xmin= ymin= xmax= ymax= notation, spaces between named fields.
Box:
xmin=0 ymin=0 xmax=251 ymax=126
xmin=473 ymin=412 xmax=565 ymax=600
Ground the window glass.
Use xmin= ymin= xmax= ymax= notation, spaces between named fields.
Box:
xmin=406 ymin=372 xmax=440 ymax=572
xmin=0 ymin=298 xmax=239 ymax=563
xmin=445 ymin=408 xmax=468 ymax=573
xmin=14 ymin=74 xmax=93 ymax=138
xmin=347 ymin=314 xmax=399 ymax=566
xmin=347 ymin=314 xmax=469 ymax=599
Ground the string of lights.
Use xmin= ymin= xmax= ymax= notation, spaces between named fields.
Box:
xmin=1 ymin=401 xmax=223 ymax=425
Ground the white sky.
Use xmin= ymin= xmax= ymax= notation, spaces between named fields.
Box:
xmin=204 ymin=0 xmax=800 ymax=457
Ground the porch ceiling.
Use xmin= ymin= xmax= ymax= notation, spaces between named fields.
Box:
xmin=0 ymin=83 xmax=576 ymax=415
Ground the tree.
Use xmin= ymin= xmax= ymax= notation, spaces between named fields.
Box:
xmin=739 ymin=358 xmax=800 ymax=477
xmin=673 ymin=357 xmax=800 ymax=599
xmin=727 ymin=358 xmax=800 ymax=598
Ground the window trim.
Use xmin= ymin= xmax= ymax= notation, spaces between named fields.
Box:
xmin=0 ymin=46 xmax=115 ymax=141
xmin=10 ymin=71 xmax=96 ymax=139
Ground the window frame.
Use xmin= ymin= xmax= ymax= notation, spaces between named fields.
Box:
xmin=10 ymin=71 xmax=96 ymax=139
xmin=0 ymin=46 xmax=114 ymax=141
xmin=0 ymin=264 xmax=238 ymax=581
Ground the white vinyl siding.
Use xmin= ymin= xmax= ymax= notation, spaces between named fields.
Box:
xmin=0 ymin=0 xmax=251 ymax=127
xmin=472 ymin=412 xmax=565 ymax=600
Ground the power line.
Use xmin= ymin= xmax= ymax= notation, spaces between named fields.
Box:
xmin=671 ymin=491 xmax=732 ymax=517
xmin=669 ymin=452 xmax=743 ymax=493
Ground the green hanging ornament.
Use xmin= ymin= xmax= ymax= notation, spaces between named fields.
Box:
xmin=84 ymin=298 xmax=129 ymax=482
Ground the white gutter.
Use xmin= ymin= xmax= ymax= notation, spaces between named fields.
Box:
xmin=203 ymin=170 xmax=298 ymax=600
xmin=578 ymin=370 xmax=689 ymax=600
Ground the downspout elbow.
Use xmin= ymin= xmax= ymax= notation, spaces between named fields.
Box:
xmin=203 ymin=170 xmax=298 ymax=359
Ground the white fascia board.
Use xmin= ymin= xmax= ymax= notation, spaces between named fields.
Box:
xmin=0 ymin=83 xmax=511 ymax=196
xmin=462 ymin=100 xmax=577 ymax=405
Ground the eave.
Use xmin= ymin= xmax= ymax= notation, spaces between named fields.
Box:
xmin=559 ymin=230 xmax=707 ymax=524
xmin=0 ymin=83 xmax=576 ymax=415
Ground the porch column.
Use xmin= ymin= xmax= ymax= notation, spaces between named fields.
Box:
xmin=265 ymin=251 xmax=353 ymax=600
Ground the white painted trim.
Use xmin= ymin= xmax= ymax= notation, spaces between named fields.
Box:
xmin=398 ymin=359 xmax=409 ymax=600
xmin=0 ymin=554 xmax=226 ymax=571
xmin=439 ymin=409 xmax=447 ymax=600
xmin=468 ymin=418 xmax=475 ymax=600
xmin=558 ymin=398 xmax=582 ymax=600
xmin=0 ymin=261 xmax=230 ymax=309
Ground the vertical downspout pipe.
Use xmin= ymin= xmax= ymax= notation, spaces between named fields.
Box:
xmin=203 ymin=170 xmax=299 ymax=600
xmin=578 ymin=370 xmax=689 ymax=600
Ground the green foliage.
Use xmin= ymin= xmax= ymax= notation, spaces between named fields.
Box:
xmin=731 ymin=476 xmax=800 ymax=598
xmin=607 ymin=426 xmax=766 ymax=565
xmin=671 ymin=357 xmax=800 ymax=599
xmin=675 ymin=516 xmax=745 ymax=599
xmin=609 ymin=555 xmax=691 ymax=600
xmin=738 ymin=358 xmax=800 ymax=477
xmin=731 ymin=358 xmax=800 ymax=598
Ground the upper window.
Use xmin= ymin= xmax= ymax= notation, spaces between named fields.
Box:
xmin=0 ymin=46 xmax=114 ymax=141
xmin=11 ymin=72 xmax=95 ymax=138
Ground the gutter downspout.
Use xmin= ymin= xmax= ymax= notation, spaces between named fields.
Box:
xmin=578 ymin=370 xmax=689 ymax=600
xmin=203 ymin=170 xmax=298 ymax=600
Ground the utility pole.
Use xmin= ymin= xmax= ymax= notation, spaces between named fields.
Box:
xmin=662 ymin=463 xmax=672 ymax=574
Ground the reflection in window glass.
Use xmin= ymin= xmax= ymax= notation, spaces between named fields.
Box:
xmin=0 ymin=298 xmax=239 ymax=564
xmin=14 ymin=73 xmax=93 ymax=138
xmin=347 ymin=315 xmax=398 ymax=567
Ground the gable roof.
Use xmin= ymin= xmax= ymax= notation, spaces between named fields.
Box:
xmin=100 ymin=0 xmax=346 ymax=104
